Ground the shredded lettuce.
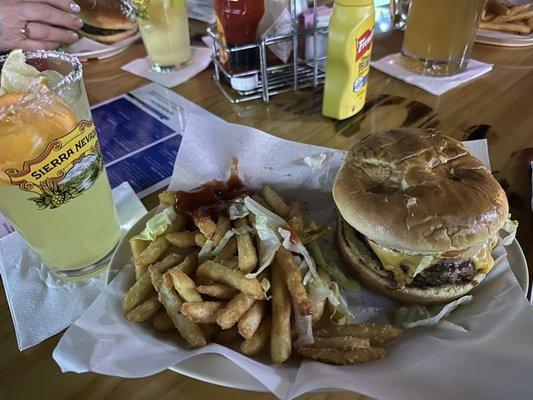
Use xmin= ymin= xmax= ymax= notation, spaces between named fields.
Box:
xmin=307 ymin=241 xmax=361 ymax=292
xmin=278 ymin=228 xmax=318 ymax=284
xmin=243 ymin=196 xmax=287 ymax=226
xmin=499 ymin=219 xmax=518 ymax=246
xmin=246 ymin=214 xmax=281 ymax=278
xmin=390 ymin=295 xmax=473 ymax=329
xmin=132 ymin=206 xmax=176 ymax=241
xmin=260 ymin=278 xmax=272 ymax=300
xmin=229 ymin=198 xmax=249 ymax=220
xmin=327 ymin=282 xmax=354 ymax=325
xmin=292 ymin=302 xmax=314 ymax=347
xmin=198 ymin=239 xmax=215 ymax=263
xmin=212 ymin=229 xmax=236 ymax=255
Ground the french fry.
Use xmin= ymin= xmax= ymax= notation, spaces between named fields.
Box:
xmin=238 ymin=301 xmax=266 ymax=339
xmin=216 ymin=293 xmax=255 ymax=329
xmin=309 ymin=266 xmax=331 ymax=324
xmin=193 ymin=213 xmax=216 ymax=239
xmin=301 ymin=224 xmax=332 ymax=244
xmin=214 ymin=237 xmax=237 ymax=261
xmin=170 ymin=251 xmax=199 ymax=277
xmin=241 ymin=317 xmax=271 ymax=356
xmin=509 ymin=3 xmax=531 ymax=17
xmin=152 ymin=309 xmax=174 ymax=331
xmin=214 ymin=326 xmax=240 ymax=344
xmin=196 ymin=261 xmax=264 ymax=300
xmin=529 ymin=16 xmax=533 ymax=30
xmin=479 ymin=21 xmax=531 ymax=33
xmin=235 ymin=218 xmax=257 ymax=273
xmin=314 ymin=323 xmax=403 ymax=346
xmin=298 ymin=346 xmax=385 ymax=365
xmin=197 ymin=284 xmax=238 ymax=300
xmin=148 ymin=264 xmax=164 ymax=292
xmin=287 ymin=200 xmax=304 ymax=234
xmin=158 ymin=190 xmax=175 ymax=205
xmin=506 ymin=10 xmax=533 ymax=22
xmin=262 ymin=186 xmax=290 ymax=218
xmin=305 ymin=336 xmax=371 ymax=350
xmin=137 ymin=236 xmax=169 ymax=267
xmin=122 ymin=253 xmax=183 ymax=315
xmin=271 ymin=259 xmax=291 ymax=364
xmin=168 ymin=269 xmax=202 ymax=302
xmin=130 ymin=238 xmax=149 ymax=280
xmin=158 ymin=274 xmax=206 ymax=346
xmin=195 ymin=233 xmax=207 ymax=247
xmin=213 ymin=215 xmax=231 ymax=247
xmin=125 ymin=294 xmax=161 ymax=322
xmin=274 ymin=248 xmax=311 ymax=316
xmin=166 ymin=231 xmax=198 ymax=248
xmin=181 ymin=301 xmax=225 ymax=324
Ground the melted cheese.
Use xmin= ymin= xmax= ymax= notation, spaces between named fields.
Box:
xmin=367 ymin=239 xmax=497 ymax=286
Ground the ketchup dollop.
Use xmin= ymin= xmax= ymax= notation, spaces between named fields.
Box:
xmin=173 ymin=160 xmax=254 ymax=219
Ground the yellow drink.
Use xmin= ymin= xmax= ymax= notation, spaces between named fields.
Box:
xmin=138 ymin=0 xmax=191 ymax=72
xmin=0 ymin=51 xmax=121 ymax=279
xmin=401 ymin=0 xmax=485 ymax=75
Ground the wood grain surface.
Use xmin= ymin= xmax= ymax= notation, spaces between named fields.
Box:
xmin=1 ymin=23 xmax=532 ymax=400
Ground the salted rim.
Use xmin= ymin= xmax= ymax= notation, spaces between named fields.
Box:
xmin=0 ymin=50 xmax=83 ymax=91
xmin=0 ymin=50 xmax=83 ymax=120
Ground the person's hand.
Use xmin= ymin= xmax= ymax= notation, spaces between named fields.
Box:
xmin=0 ymin=0 xmax=84 ymax=51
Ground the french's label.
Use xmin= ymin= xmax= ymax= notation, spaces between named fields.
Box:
xmin=5 ymin=120 xmax=103 ymax=209
xmin=356 ymin=29 xmax=373 ymax=61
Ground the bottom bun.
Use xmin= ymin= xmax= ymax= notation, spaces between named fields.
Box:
xmin=336 ymin=220 xmax=486 ymax=305
xmin=78 ymin=28 xmax=137 ymax=45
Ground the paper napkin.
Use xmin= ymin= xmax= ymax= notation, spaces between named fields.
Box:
xmin=122 ymin=46 xmax=212 ymax=88
xmin=0 ymin=182 xmax=147 ymax=350
xmin=371 ymin=53 xmax=493 ymax=95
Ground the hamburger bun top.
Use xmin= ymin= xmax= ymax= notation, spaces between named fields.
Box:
xmin=333 ymin=129 xmax=508 ymax=253
xmin=78 ymin=0 xmax=137 ymax=31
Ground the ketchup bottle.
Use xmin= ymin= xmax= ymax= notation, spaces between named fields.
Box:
xmin=214 ymin=0 xmax=265 ymax=71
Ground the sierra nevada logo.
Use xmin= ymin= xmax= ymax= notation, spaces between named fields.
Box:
xmin=5 ymin=120 xmax=104 ymax=209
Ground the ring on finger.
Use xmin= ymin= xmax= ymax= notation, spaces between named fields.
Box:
xmin=20 ymin=22 xmax=30 ymax=39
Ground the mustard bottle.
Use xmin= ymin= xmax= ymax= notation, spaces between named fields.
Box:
xmin=322 ymin=0 xmax=375 ymax=120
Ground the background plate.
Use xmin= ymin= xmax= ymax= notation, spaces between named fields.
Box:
xmin=109 ymin=209 xmax=530 ymax=392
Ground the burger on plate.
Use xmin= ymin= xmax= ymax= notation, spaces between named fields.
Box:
xmin=333 ymin=128 xmax=509 ymax=305
xmin=78 ymin=0 xmax=138 ymax=44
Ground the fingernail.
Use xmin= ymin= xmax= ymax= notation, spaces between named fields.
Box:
xmin=75 ymin=17 xmax=84 ymax=28
xmin=70 ymin=2 xmax=81 ymax=13
xmin=71 ymin=31 xmax=79 ymax=40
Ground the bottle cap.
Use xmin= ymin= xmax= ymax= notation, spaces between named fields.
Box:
xmin=230 ymin=74 xmax=259 ymax=91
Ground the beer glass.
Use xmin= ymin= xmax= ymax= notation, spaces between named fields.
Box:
xmin=398 ymin=0 xmax=485 ymax=76
xmin=136 ymin=0 xmax=192 ymax=73
xmin=0 ymin=51 xmax=122 ymax=279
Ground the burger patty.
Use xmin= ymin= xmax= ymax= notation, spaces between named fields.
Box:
xmin=81 ymin=24 xmax=128 ymax=36
xmin=341 ymin=221 xmax=476 ymax=288
xmin=409 ymin=259 xmax=475 ymax=287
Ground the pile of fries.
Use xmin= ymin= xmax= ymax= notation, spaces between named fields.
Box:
xmin=481 ymin=0 xmax=533 ymax=35
xmin=122 ymin=182 xmax=402 ymax=365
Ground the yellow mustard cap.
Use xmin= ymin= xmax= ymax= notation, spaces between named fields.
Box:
xmin=335 ymin=0 xmax=374 ymax=6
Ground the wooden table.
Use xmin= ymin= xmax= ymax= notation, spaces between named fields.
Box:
xmin=1 ymin=28 xmax=532 ymax=399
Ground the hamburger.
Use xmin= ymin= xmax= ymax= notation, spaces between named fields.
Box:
xmin=78 ymin=0 xmax=138 ymax=44
xmin=333 ymin=129 xmax=509 ymax=305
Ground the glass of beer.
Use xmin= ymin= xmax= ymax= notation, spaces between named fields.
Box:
xmin=135 ymin=0 xmax=191 ymax=73
xmin=0 ymin=51 xmax=122 ymax=280
xmin=400 ymin=0 xmax=485 ymax=76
